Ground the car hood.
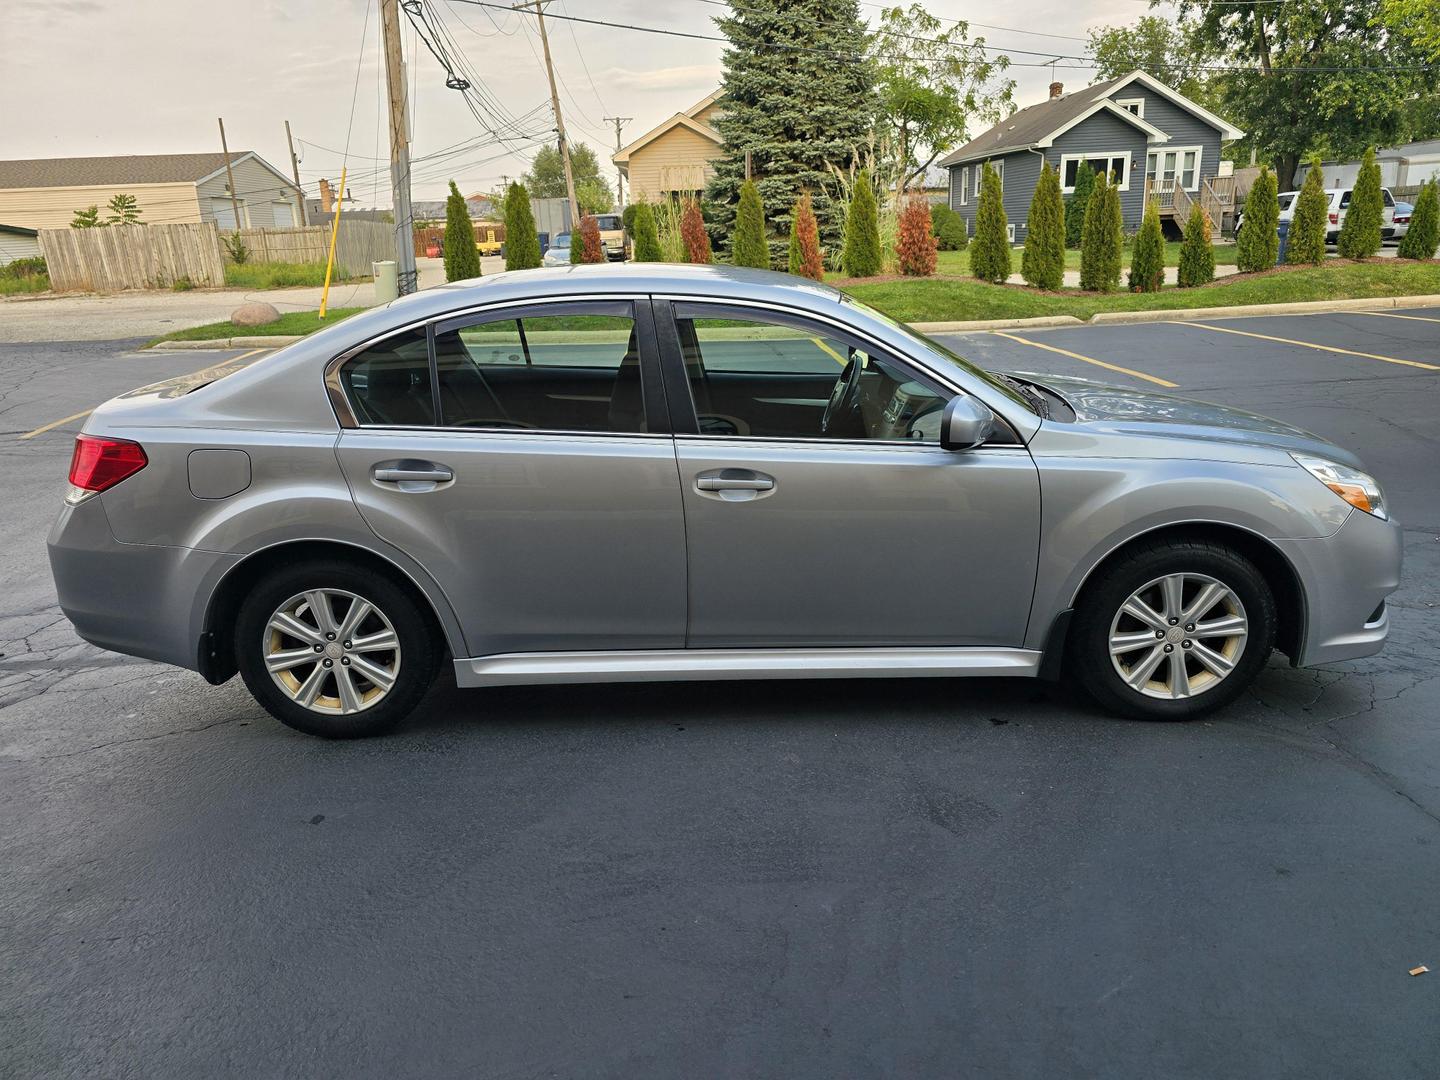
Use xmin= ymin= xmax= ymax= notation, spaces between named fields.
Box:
xmin=1013 ymin=370 xmax=1366 ymax=468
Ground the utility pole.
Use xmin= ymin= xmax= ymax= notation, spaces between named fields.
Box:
xmin=284 ymin=120 xmax=308 ymax=226
xmin=217 ymin=118 xmax=242 ymax=229
xmin=380 ymin=0 xmax=419 ymax=293
xmin=604 ymin=116 xmax=631 ymax=207
xmin=516 ymin=0 xmax=579 ymax=230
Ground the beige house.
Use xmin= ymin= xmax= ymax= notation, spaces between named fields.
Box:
xmin=613 ymin=91 xmax=723 ymax=203
xmin=0 ymin=152 xmax=303 ymax=232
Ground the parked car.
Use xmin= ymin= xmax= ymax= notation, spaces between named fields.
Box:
xmin=592 ymin=213 xmax=626 ymax=261
xmin=1391 ymin=200 xmax=1413 ymax=242
xmin=1234 ymin=190 xmax=1298 ymax=239
xmin=48 ymin=265 xmax=1400 ymax=738
xmin=541 ymin=232 xmax=572 ymax=266
xmin=1328 ymin=187 xmax=1397 ymax=244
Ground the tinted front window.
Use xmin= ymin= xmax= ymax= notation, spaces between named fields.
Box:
xmin=340 ymin=327 xmax=434 ymax=426
xmin=593 ymin=216 xmax=621 ymax=230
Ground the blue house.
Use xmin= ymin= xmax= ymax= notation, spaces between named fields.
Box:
xmin=940 ymin=71 xmax=1245 ymax=242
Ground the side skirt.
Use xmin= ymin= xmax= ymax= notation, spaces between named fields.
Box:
xmin=453 ymin=647 xmax=1043 ymax=688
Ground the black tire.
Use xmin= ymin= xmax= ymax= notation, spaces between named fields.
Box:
xmin=1069 ymin=538 xmax=1276 ymax=721
xmin=235 ymin=559 xmax=441 ymax=738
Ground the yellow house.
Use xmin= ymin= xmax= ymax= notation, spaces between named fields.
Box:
xmin=613 ymin=91 xmax=723 ymax=204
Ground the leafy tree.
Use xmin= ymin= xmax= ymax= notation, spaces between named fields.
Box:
xmin=787 ymin=193 xmax=824 ymax=279
xmin=1397 ymin=179 xmax=1440 ymax=259
xmin=1380 ymin=0 xmax=1440 ymax=61
xmin=1176 ymin=202 xmax=1216 ymax=287
xmin=840 ymin=171 xmax=882 ymax=276
xmin=1287 ymin=158 xmax=1328 ymax=265
xmin=105 ymin=193 xmax=143 ymax=226
xmin=930 ymin=203 xmax=967 ymax=250
xmin=71 ymin=205 xmax=102 ymax=229
xmin=630 ymin=200 xmax=662 ymax=261
xmin=708 ymin=0 xmax=874 ymax=255
xmin=444 ymin=180 xmax=481 ymax=281
xmin=1086 ymin=16 xmax=1218 ymax=103
xmin=576 ymin=215 xmax=603 ymax=263
xmin=896 ymin=194 xmax=938 ymax=276
xmin=969 ymin=161 xmax=1011 ymax=284
xmin=1079 ymin=173 xmax=1122 ymax=291
xmin=870 ymin=3 xmax=1014 ymax=193
xmin=1236 ymin=165 xmax=1279 ymax=271
xmin=1337 ymin=146 xmax=1383 ymax=260
xmin=502 ymin=181 xmax=541 ymax=271
xmin=731 ymin=179 xmax=771 ymax=268
xmin=574 ymin=178 xmax=614 ymax=216
xmin=1021 ymin=161 xmax=1064 ymax=289
xmin=1064 ymin=161 xmax=1094 ymax=249
xmin=1128 ymin=198 xmax=1165 ymax=292
xmin=522 ymin=142 xmax=613 ymax=208
xmin=681 ymin=199 xmax=712 ymax=263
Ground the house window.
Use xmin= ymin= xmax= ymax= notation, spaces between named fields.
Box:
xmin=1006 ymin=223 xmax=1015 ymax=244
xmin=1059 ymin=153 xmax=1130 ymax=192
xmin=959 ymin=166 xmax=969 ymax=206
xmin=1145 ymin=147 xmax=1204 ymax=191
xmin=990 ymin=159 xmax=1004 ymax=191
xmin=1116 ymin=98 xmax=1145 ymax=119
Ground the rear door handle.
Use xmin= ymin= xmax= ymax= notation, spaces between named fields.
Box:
xmin=371 ymin=460 xmax=454 ymax=492
xmin=697 ymin=475 xmax=774 ymax=492
xmin=373 ymin=466 xmax=453 ymax=483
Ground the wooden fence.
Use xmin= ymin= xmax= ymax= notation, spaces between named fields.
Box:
xmin=228 ymin=220 xmax=392 ymax=276
xmin=39 ymin=222 xmax=226 ymax=291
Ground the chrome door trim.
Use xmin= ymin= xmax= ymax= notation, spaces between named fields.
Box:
xmin=453 ymin=646 xmax=1042 ymax=687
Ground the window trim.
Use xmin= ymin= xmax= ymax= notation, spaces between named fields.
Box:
xmin=1059 ymin=151 xmax=1132 ymax=193
xmin=959 ymin=166 xmax=969 ymax=206
xmin=1115 ymin=97 xmax=1145 ymax=119
xmin=1145 ymin=145 xmax=1204 ymax=192
xmin=1006 ymin=223 xmax=1016 ymax=244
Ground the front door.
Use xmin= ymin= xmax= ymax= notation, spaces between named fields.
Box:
xmin=334 ymin=299 xmax=687 ymax=657
xmin=656 ymin=301 xmax=1041 ymax=649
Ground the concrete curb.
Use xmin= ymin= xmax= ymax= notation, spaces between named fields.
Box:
xmin=910 ymin=316 xmax=1086 ymax=333
xmin=149 ymin=335 xmax=305 ymax=350
xmin=1087 ymin=294 xmax=1440 ymax=325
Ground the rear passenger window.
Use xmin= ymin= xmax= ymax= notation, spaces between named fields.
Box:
xmin=340 ymin=327 xmax=434 ymax=427
xmin=434 ymin=308 xmax=647 ymax=432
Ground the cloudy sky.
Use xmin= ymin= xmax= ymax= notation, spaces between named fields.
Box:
xmin=2 ymin=0 xmax=1173 ymax=204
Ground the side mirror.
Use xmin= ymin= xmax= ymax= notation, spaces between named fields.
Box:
xmin=940 ymin=395 xmax=996 ymax=451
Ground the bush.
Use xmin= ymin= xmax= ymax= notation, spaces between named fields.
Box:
xmin=1176 ymin=202 xmax=1215 ymax=287
xmin=731 ymin=179 xmax=770 ymax=269
xmin=1287 ymin=158 xmax=1328 ymax=266
xmin=622 ymin=203 xmax=639 ymax=233
xmin=630 ymin=200 xmax=662 ymax=261
xmin=896 ymin=194 xmax=938 ymax=277
xmin=681 ymin=199 xmax=712 ymax=263
xmin=1021 ymin=161 xmax=1065 ymax=290
xmin=1064 ymin=161 xmax=1094 ymax=248
xmin=1398 ymin=178 xmax=1440 ymax=259
xmin=502 ymin=182 xmax=541 ymax=271
xmin=840 ymin=171 xmax=882 ymax=277
xmin=969 ymin=161 xmax=1011 ymax=284
xmin=787 ymin=193 xmax=824 ymax=280
xmin=221 ymin=232 xmax=251 ymax=265
xmin=445 ymin=180 xmax=483 ymax=281
xmin=1236 ymin=165 xmax=1279 ymax=271
xmin=1128 ymin=197 xmax=1165 ymax=292
xmin=931 ymin=203 xmax=967 ymax=250
xmin=1078 ymin=173 xmax=1122 ymax=292
xmin=577 ymin=214 xmax=604 ymax=263
xmin=171 ymin=276 xmax=195 ymax=291
xmin=1337 ymin=147 xmax=1383 ymax=260
xmin=0 ymin=256 xmax=47 ymax=279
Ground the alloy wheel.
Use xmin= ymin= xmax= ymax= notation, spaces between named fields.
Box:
xmin=263 ymin=589 xmax=401 ymax=715
xmin=1107 ymin=573 xmax=1249 ymax=700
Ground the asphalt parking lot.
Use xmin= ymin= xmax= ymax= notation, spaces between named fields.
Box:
xmin=3 ymin=311 xmax=1440 ymax=1078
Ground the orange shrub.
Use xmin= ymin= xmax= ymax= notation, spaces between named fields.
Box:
xmin=896 ymin=194 xmax=937 ymax=277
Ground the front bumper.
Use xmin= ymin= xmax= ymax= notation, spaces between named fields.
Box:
xmin=1275 ymin=507 xmax=1403 ymax=667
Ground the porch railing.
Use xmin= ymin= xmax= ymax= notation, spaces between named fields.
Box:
xmin=1145 ymin=176 xmax=1226 ymax=232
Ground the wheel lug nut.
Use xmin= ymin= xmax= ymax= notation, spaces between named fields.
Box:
xmin=343 ymin=640 xmax=351 ymax=649
xmin=341 ymin=657 xmax=350 ymax=666
xmin=313 ymin=644 xmax=323 ymax=652
xmin=1185 ymin=623 xmax=1195 ymax=632
xmin=325 ymin=632 xmax=336 ymax=641
xmin=1182 ymin=640 xmax=1192 ymax=649
xmin=1168 ymin=617 xmax=1178 ymax=625
xmin=1163 ymin=644 xmax=1174 ymax=653
xmin=322 ymin=659 xmax=333 ymax=668
xmin=1155 ymin=630 xmax=1165 ymax=639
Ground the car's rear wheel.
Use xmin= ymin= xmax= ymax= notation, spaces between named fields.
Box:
xmin=1071 ymin=539 xmax=1276 ymax=720
xmin=235 ymin=561 xmax=440 ymax=738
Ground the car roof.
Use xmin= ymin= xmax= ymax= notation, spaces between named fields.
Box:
xmin=423 ymin=262 xmax=842 ymax=305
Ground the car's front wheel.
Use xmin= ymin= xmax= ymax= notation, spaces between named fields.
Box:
xmin=235 ymin=561 xmax=440 ymax=738
xmin=1071 ymin=539 xmax=1276 ymax=720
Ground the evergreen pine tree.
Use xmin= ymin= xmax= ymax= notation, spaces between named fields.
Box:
xmin=896 ymin=194 xmax=937 ymax=276
xmin=1176 ymin=202 xmax=1215 ymax=287
xmin=841 ymin=171 xmax=882 ymax=276
xmin=443 ymin=180 xmax=481 ymax=282
xmin=1128 ymin=197 xmax=1165 ymax=293
xmin=1021 ymin=161 xmax=1065 ymax=289
xmin=732 ymin=179 xmax=770 ymax=268
xmin=969 ymin=162 xmax=1011 ymax=284
xmin=1079 ymin=173 xmax=1122 ymax=292
xmin=1398 ymin=179 xmax=1440 ymax=260
xmin=502 ymin=182 xmax=541 ymax=271
xmin=707 ymin=0 xmax=873 ymax=254
xmin=1288 ymin=159 xmax=1329 ymax=266
xmin=1236 ymin=165 xmax=1279 ymax=271
xmin=1337 ymin=146 xmax=1383 ymax=260
xmin=1064 ymin=161 xmax=1094 ymax=249
xmin=787 ymin=193 xmax=824 ymax=279
xmin=630 ymin=200 xmax=662 ymax=261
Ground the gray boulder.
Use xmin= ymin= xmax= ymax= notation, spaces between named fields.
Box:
xmin=231 ymin=301 xmax=281 ymax=327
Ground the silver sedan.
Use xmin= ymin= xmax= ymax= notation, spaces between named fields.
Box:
xmin=48 ymin=265 xmax=1401 ymax=737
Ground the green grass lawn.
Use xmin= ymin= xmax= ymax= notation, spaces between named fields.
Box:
xmin=843 ymin=262 xmax=1440 ymax=323
xmin=146 ymin=307 xmax=367 ymax=345
xmin=934 ymin=241 xmax=1238 ymax=276
xmin=223 ymin=261 xmax=368 ymax=289
xmin=0 ymin=273 xmax=50 ymax=295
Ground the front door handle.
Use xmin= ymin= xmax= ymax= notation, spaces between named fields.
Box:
xmin=695 ymin=469 xmax=776 ymax=502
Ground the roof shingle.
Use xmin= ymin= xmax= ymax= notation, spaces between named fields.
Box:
xmin=938 ymin=77 xmax=1122 ymax=167
xmin=0 ymin=152 xmax=258 ymax=190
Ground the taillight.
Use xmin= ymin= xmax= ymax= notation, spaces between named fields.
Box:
xmin=1328 ymin=213 xmax=1338 ymax=224
xmin=68 ymin=435 xmax=147 ymax=498
xmin=1396 ymin=215 xmax=1410 ymax=224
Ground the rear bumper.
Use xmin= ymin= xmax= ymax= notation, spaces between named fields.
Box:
xmin=1275 ymin=508 xmax=1403 ymax=667
xmin=47 ymin=497 xmax=239 ymax=673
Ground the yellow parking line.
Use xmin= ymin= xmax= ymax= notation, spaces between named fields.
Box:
xmin=19 ymin=348 xmax=270 ymax=440
xmin=991 ymin=331 xmax=1178 ymax=388
xmin=811 ymin=336 xmax=847 ymax=365
xmin=1346 ymin=310 xmax=1440 ymax=325
xmin=1186 ymin=322 xmax=1440 ymax=371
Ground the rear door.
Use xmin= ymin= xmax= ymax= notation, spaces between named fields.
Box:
xmin=334 ymin=298 xmax=688 ymax=657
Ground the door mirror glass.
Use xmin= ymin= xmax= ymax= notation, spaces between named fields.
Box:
xmin=940 ymin=395 xmax=996 ymax=451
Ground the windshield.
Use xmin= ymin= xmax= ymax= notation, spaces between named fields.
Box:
xmin=594 ymin=216 xmax=620 ymax=230
xmin=552 ymin=233 xmax=571 ymax=247
xmin=840 ymin=295 xmax=1037 ymax=414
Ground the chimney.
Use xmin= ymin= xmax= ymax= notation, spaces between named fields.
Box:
xmin=319 ymin=178 xmax=334 ymax=214
xmin=1049 ymin=81 xmax=1064 ymax=100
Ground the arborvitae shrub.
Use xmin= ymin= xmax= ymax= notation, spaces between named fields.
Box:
xmin=1128 ymin=197 xmax=1165 ymax=292
xmin=1021 ymin=161 xmax=1065 ymax=289
xmin=969 ymin=161 xmax=1011 ymax=284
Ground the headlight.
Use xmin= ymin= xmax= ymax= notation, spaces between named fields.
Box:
xmin=1291 ymin=453 xmax=1387 ymax=519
